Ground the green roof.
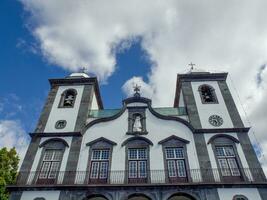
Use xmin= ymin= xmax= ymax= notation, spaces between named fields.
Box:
xmin=88 ymin=107 xmax=187 ymax=118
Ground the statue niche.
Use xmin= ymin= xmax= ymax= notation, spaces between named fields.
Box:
xmin=127 ymin=109 xmax=147 ymax=135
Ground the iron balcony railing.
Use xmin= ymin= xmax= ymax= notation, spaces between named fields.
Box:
xmin=14 ymin=168 xmax=265 ymax=186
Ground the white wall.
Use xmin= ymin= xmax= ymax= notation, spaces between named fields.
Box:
xmin=91 ymin=92 xmax=99 ymax=110
xmin=44 ymin=85 xmax=84 ymax=132
xmin=217 ymin=188 xmax=262 ymax=200
xmin=178 ymin=90 xmax=185 ymax=107
xmin=204 ymin=133 xmax=252 ymax=181
xmin=27 ymin=137 xmax=72 ymax=184
xmin=21 ymin=190 xmax=60 ymax=200
xmin=191 ymin=81 xmax=234 ymax=129
xmin=76 ymin=106 xmax=200 ymax=183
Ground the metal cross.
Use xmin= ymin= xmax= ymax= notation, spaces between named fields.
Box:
xmin=188 ymin=62 xmax=196 ymax=70
xmin=133 ymin=84 xmax=141 ymax=94
xmin=80 ymin=67 xmax=87 ymax=73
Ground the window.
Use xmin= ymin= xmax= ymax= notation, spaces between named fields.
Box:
xmin=165 ymin=147 xmax=187 ymax=178
xmin=90 ymin=149 xmax=110 ymax=180
xmin=233 ymin=195 xmax=248 ymax=200
xmin=39 ymin=149 xmax=63 ymax=180
xmin=216 ymin=146 xmax=240 ymax=176
xmin=199 ymin=84 xmax=218 ymax=104
xmin=128 ymin=148 xmax=148 ymax=180
xmin=59 ymin=89 xmax=77 ymax=108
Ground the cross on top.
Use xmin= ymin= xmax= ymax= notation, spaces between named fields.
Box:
xmin=133 ymin=84 xmax=141 ymax=97
xmin=80 ymin=67 xmax=87 ymax=73
xmin=188 ymin=62 xmax=196 ymax=70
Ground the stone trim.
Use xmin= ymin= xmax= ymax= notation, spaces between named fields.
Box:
xmin=217 ymin=81 xmax=244 ymax=128
xmin=166 ymin=192 xmax=199 ymax=200
xmin=194 ymin=127 xmax=250 ymax=133
xmin=63 ymin=136 xmax=83 ymax=184
xmin=121 ymin=136 xmax=153 ymax=147
xmin=207 ymin=134 xmax=240 ymax=144
xmin=34 ymin=85 xmax=59 ymax=133
xmin=19 ymin=136 xmax=41 ymax=183
xmin=74 ymin=84 xmax=94 ymax=132
xmin=29 ymin=132 xmax=81 ymax=138
xmin=233 ymin=195 xmax=248 ymax=200
xmin=39 ymin=138 xmax=69 ymax=148
xmin=158 ymin=135 xmax=190 ymax=144
xmin=86 ymin=137 xmax=117 ymax=146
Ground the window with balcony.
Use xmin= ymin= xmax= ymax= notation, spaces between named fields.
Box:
xmin=122 ymin=136 xmax=153 ymax=184
xmin=89 ymin=149 xmax=110 ymax=183
xmin=36 ymin=138 xmax=69 ymax=185
xmin=208 ymin=134 xmax=244 ymax=182
xmin=165 ymin=147 xmax=187 ymax=180
xmin=86 ymin=137 xmax=117 ymax=184
xmin=128 ymin=148 xmax=148 ymax=182
xmin=216 ymin=146 xmax=240 ymax=177
xmin=159 ymin=135 xmax=190 ymax=183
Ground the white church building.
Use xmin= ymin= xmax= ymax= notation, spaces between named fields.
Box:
xmin=7 ymin=71 xmax=267 ymax=200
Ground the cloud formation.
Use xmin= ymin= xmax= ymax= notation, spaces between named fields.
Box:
xmin=20 ymin=0 xmax=267 ymax=171
xmin=0 ymin=120 xmax=30 ymax=166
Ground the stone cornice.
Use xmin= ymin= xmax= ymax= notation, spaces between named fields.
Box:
xmin=29 ymin=132 xmax=82 ymax=138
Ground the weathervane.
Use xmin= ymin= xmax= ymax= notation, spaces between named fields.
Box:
xmin=133 ymin=84 xmax=141 ymax=97
xmin=188 ymin=62 xmax=196 ymax=71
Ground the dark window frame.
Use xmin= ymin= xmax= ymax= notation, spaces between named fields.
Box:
xmin=86 ymin=138 xmax=116 ymax=184
xmin=159 ymin=136 xmax=190 ymax=183
xmin=35 ymin=139 xmax=68 ymax=185
xmin=58 ymin=88 xmax=77 ymax=108
xmin=210 ymin=136 xmax=246 ymax=182
xmin=125 ymin=138 xmax=151 ymax=184
xmin=198 ymin=84 xmax=218 ymax=104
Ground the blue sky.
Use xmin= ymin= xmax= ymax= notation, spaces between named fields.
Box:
xmin=0 ymin=1 xmax=151 ymax=134
xmin=1 ymin=0 xmax=267 ymax=172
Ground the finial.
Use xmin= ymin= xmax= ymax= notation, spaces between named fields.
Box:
xmin=133 ymin=84 xmax=141 ymax=97
xmin=80 ymin=67 xmax=87 ymax=73
xmin=188 ymin=62 xmax=196 ymax=71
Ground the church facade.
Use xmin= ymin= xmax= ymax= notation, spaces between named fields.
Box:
xmin=7 ymin=71 xmax=267 ymax=200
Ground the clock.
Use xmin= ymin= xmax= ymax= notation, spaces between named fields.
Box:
xmin=208 ymin=115 xmax=223 ymax=127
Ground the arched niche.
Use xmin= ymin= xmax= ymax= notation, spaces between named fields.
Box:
xmin=86 ymin=194 xmax=108 ymax=200
xmin=128 ymin=193 xmax=152 ymax=200
xmin=167 ymin=193 xmax=197 ymax=200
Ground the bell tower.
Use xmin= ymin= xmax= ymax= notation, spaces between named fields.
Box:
xmin=34 ymin=72 xmax=103 ymax=133
xmin=174 ymin=71 xmax=243 ymax=129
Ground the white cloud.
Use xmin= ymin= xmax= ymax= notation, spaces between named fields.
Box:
xmin=0 ymin=120 xmax=30 ymax=166
xmin=20 ymin=0 xmax=267 ymax=173
xmin=122 ymin=76 xmax=154 ymax=99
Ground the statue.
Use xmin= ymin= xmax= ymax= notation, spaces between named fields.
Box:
xmin=133 ymin=115 xmax=142 ymax=132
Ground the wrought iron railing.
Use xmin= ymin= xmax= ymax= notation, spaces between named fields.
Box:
xmin=14 ymin=168 xmax=265 ymax=186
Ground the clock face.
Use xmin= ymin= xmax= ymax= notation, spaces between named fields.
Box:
xmin=208 ymin=115 xmax=223 ymax=127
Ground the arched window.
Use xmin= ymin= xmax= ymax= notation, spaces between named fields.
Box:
xmin=36 ymin=138 xmax=69 ymax=185
xmin=167 ymin=192 xmax=197 ymax=200
xmin=59 ymin=89 xmax=77 ymax=108
xmin=158 ymin=135 xmax=190 ymax=183
xmin=34 ymin=198 xmax=46 ymax=200
xmin=86 ymin=194 xmax=109 ymax=200
xmin=198 ymin=84 xmax=218 ymax=104
xmin=233 ymin=195 xmax=248 ymax=200
xmin=122 ymin=136 xmax=153 ymax=183
xmin=86 ymin=137 xmax=117 ymax=184
xmin=208 ymin=135 xmax=244 ymax=182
